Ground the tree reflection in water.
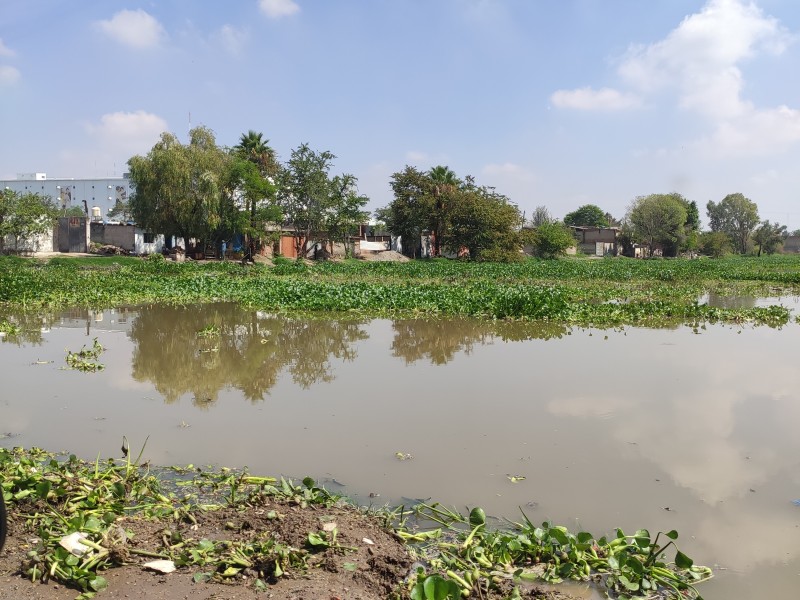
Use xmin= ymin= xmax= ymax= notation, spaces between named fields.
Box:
xmin=128 ymin=303 xmax=368 ymax=406
xmin=391 ymin=318 xmax=569 ymax=365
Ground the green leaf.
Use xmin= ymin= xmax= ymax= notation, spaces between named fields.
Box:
xmin=88 ymin=576 xmax=108 ymax=592
xmin=576 ymin=531 xmax=593 ymax=545
xmin=193 ymin=572 xmax=212 ymax=583
xmin=665 ymin=529 xmax=679 ymax=540
xmin=35 ymin=480 xmax=51 ymax=499
xmin=469 ymin=507 xmax=486 ymax=527
xmin=423 ymin=575 xmax=461 ymax=600
xmin=619 ymin=574 xmax=640 ymax=592
xmin=343 ymin=562 xmax=357 ymax=572
xmin=302 ymin=476 xmax=315 ymax=489
xmin=675 ymin=550 xmax=694 ymax=569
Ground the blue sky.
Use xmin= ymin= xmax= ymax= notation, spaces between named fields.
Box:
xmin=2 ymin=0 xmax=799 ymax=228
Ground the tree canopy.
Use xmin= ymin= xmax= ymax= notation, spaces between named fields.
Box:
xmin=706 ymin=193 xmax=759 ymax=254
xmin=627 ymin=193 xmax=688 ymax=257
xmin=381 ymin=167 xmax=525 ymax=260
xmin=0 ymin=190 xmax=58 ymax=253
xmin=277 ymin=143 xmax=369 ymax=257
xmin=752 ymin=221 xmax=787 ymax=256
xmin=128 ymin=127 xmax=235 ymax=249
xmin=563 ymin=204 xmax=609 ymax=228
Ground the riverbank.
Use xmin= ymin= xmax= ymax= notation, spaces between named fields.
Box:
xmin=0 ymin=447 xmax=710 ymax=600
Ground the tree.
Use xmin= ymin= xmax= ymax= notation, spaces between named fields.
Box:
xmin=428 ymin=165 xmax=460 ymax=257
xmin=706 ymin=193 xmax=759 ymax=254
xmin=563 ymin=204 xmax=609 ymax=228
xmin=530 ymin=205 xmax=553 ymax=227
xmin=381 ymin=166 xmax=436 ymax=258
xmin=278 ymin=143 xmax=335 ymax=257
xmin=0 ymin=190 xmax=58 ymax=253
xmin=233 ymin=130 xmax=281 ymax=250
xmin=627 ymin=193 xmax=688 ymax=257
xmin=699 ymin=231 xmax=732 ymax=258
xmin=530 ymin=222 xmax=575 ymax=259
xmin=682 ymin=200 xmax=701 ymax=253
xmin=323 ymin=174 xmax=370 ymax=257
xmin=752 ymin=221 xmax=787 ymax=256
xmin=128 ymin=127 xmax=233 ymax=251
xmin=444 ymin=183 xmax=524 ymax=261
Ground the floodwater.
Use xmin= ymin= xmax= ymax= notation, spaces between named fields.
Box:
xmin=1 ymin=302 xmax=799 ymax=600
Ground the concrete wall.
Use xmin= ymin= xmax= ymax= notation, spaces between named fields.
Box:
xmin=2 ymin=227 xmax=55 ymax=253
xmin=90 ymin=223 xmax=135 ymax=251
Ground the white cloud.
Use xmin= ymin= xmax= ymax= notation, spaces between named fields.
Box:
xmin=85 ymin=111 xmax=168 ymax=157
xmin=693 ymin=104 xmax=800 ymax=158
xmin=95 ymin=9 xmax=167 ymax=49
xmin=553 ymin=0 xmax=800 ymax=158
xmin=259 ymin=0 xmax=300 ymax=19
xmin=618 ymin=0 xmax=792 ymax=119
xmin=550 ymin=87 xmax=642 ymax=111
xmin=0 ymin=37 xmax=16 ymax=57
xmin=0 ymin=65 xmax=21 ymax=86
xmin=215 ymin=24 xmax=248 ymax=56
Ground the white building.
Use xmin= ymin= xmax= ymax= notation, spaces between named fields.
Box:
xmin=1 ymin=172 xmax=134 ymax=223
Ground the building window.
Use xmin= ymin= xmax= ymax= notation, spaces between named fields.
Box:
xmin=143 ymin=232 xmax=155 ymax=244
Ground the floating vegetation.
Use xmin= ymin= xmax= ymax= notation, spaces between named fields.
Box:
xmin=0 ymin=255 xmax=798 ymax=326
xmin=196 ymin=324 xmax=221 ymax=338
xmin=64 ymin=338 xmax=105 ymax=372
xmin=0 ymin=318 xmax=21 ymax=337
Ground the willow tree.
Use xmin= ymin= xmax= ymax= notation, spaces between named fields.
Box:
xmin=128 ymin=126 xmax=232 ymax=250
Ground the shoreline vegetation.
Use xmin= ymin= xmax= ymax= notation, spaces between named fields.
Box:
xmin=1 ymin=254 xmax=799 ymax=327
xmin=0 ymin=446 xmax=712 ymax=600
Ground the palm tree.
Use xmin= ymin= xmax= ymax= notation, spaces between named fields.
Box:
xmin=235 ymin=130 xmax=279 ymax=177
xmin=428 ymin=165 xmax=459 ymax=257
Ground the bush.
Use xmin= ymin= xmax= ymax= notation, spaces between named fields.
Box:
xmin=531 ymin=223 xmax=575 ymax=259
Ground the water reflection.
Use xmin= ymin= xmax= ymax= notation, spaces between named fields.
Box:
xmin=391 ymin=318 xmax=569 ymax=364
xmin=128 ymin=304 xmax=368 ymax=405
xmin=2 ymin=304 xmax=800 ymax=600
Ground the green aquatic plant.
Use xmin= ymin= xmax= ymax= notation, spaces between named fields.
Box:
xmin=64 ymin=338 xmax=105 ymax=372
xmin=403 ymin=503 xmax=712 ymax=600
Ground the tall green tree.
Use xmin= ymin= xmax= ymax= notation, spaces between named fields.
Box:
xmin=381 ymin=166 xmax=436 ymax=258
xmin=706 ymin=193 xmax=760 ymax=254
xmin=233 ymin=130 xmax=281 ymax=251
xmin=563 ymin=204 xmax=609 ymax=228
xmin=627 ymin=193 xmax=688 ymax=257
xmin=0 ymin=190 xmax=59 ymax=253
xmin=683 ymin=200 xmax=701 ymax=253
xmin=444 ymin=183 xmax=524 ymax=261
xmin=323 ymin=174 xmax=370 ymax=257
xmin=428 ymin=165 xmax=460 ymax=257
xmin=128 ymin=127 xmax=233 ymax=250
xmin=278 ymin=143 xmax=363 ymax=258
xmin=752 ymin=221 xmax=787 ymax=256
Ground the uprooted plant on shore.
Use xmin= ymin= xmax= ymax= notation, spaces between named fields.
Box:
xmin=0 ymin=446 xmax=712 ymax=599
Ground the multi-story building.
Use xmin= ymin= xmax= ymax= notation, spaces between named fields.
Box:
xmin=0 ymin=172 xmax=133 ymax=222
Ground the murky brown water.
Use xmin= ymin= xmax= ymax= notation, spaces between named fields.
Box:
xmin=2 ymin=302 xmax=799 ymax=599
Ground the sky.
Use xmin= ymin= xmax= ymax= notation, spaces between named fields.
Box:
xmin=1 ymin=0 xmax=800 ymax=228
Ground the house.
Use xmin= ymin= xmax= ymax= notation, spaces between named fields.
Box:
xmin=569 ymin=226 xmax=620 ymax=256
xmin=783 ymin=235 xmax=800 ymax=253
xmin=89 ymin=222 xmax=169 ymax=255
